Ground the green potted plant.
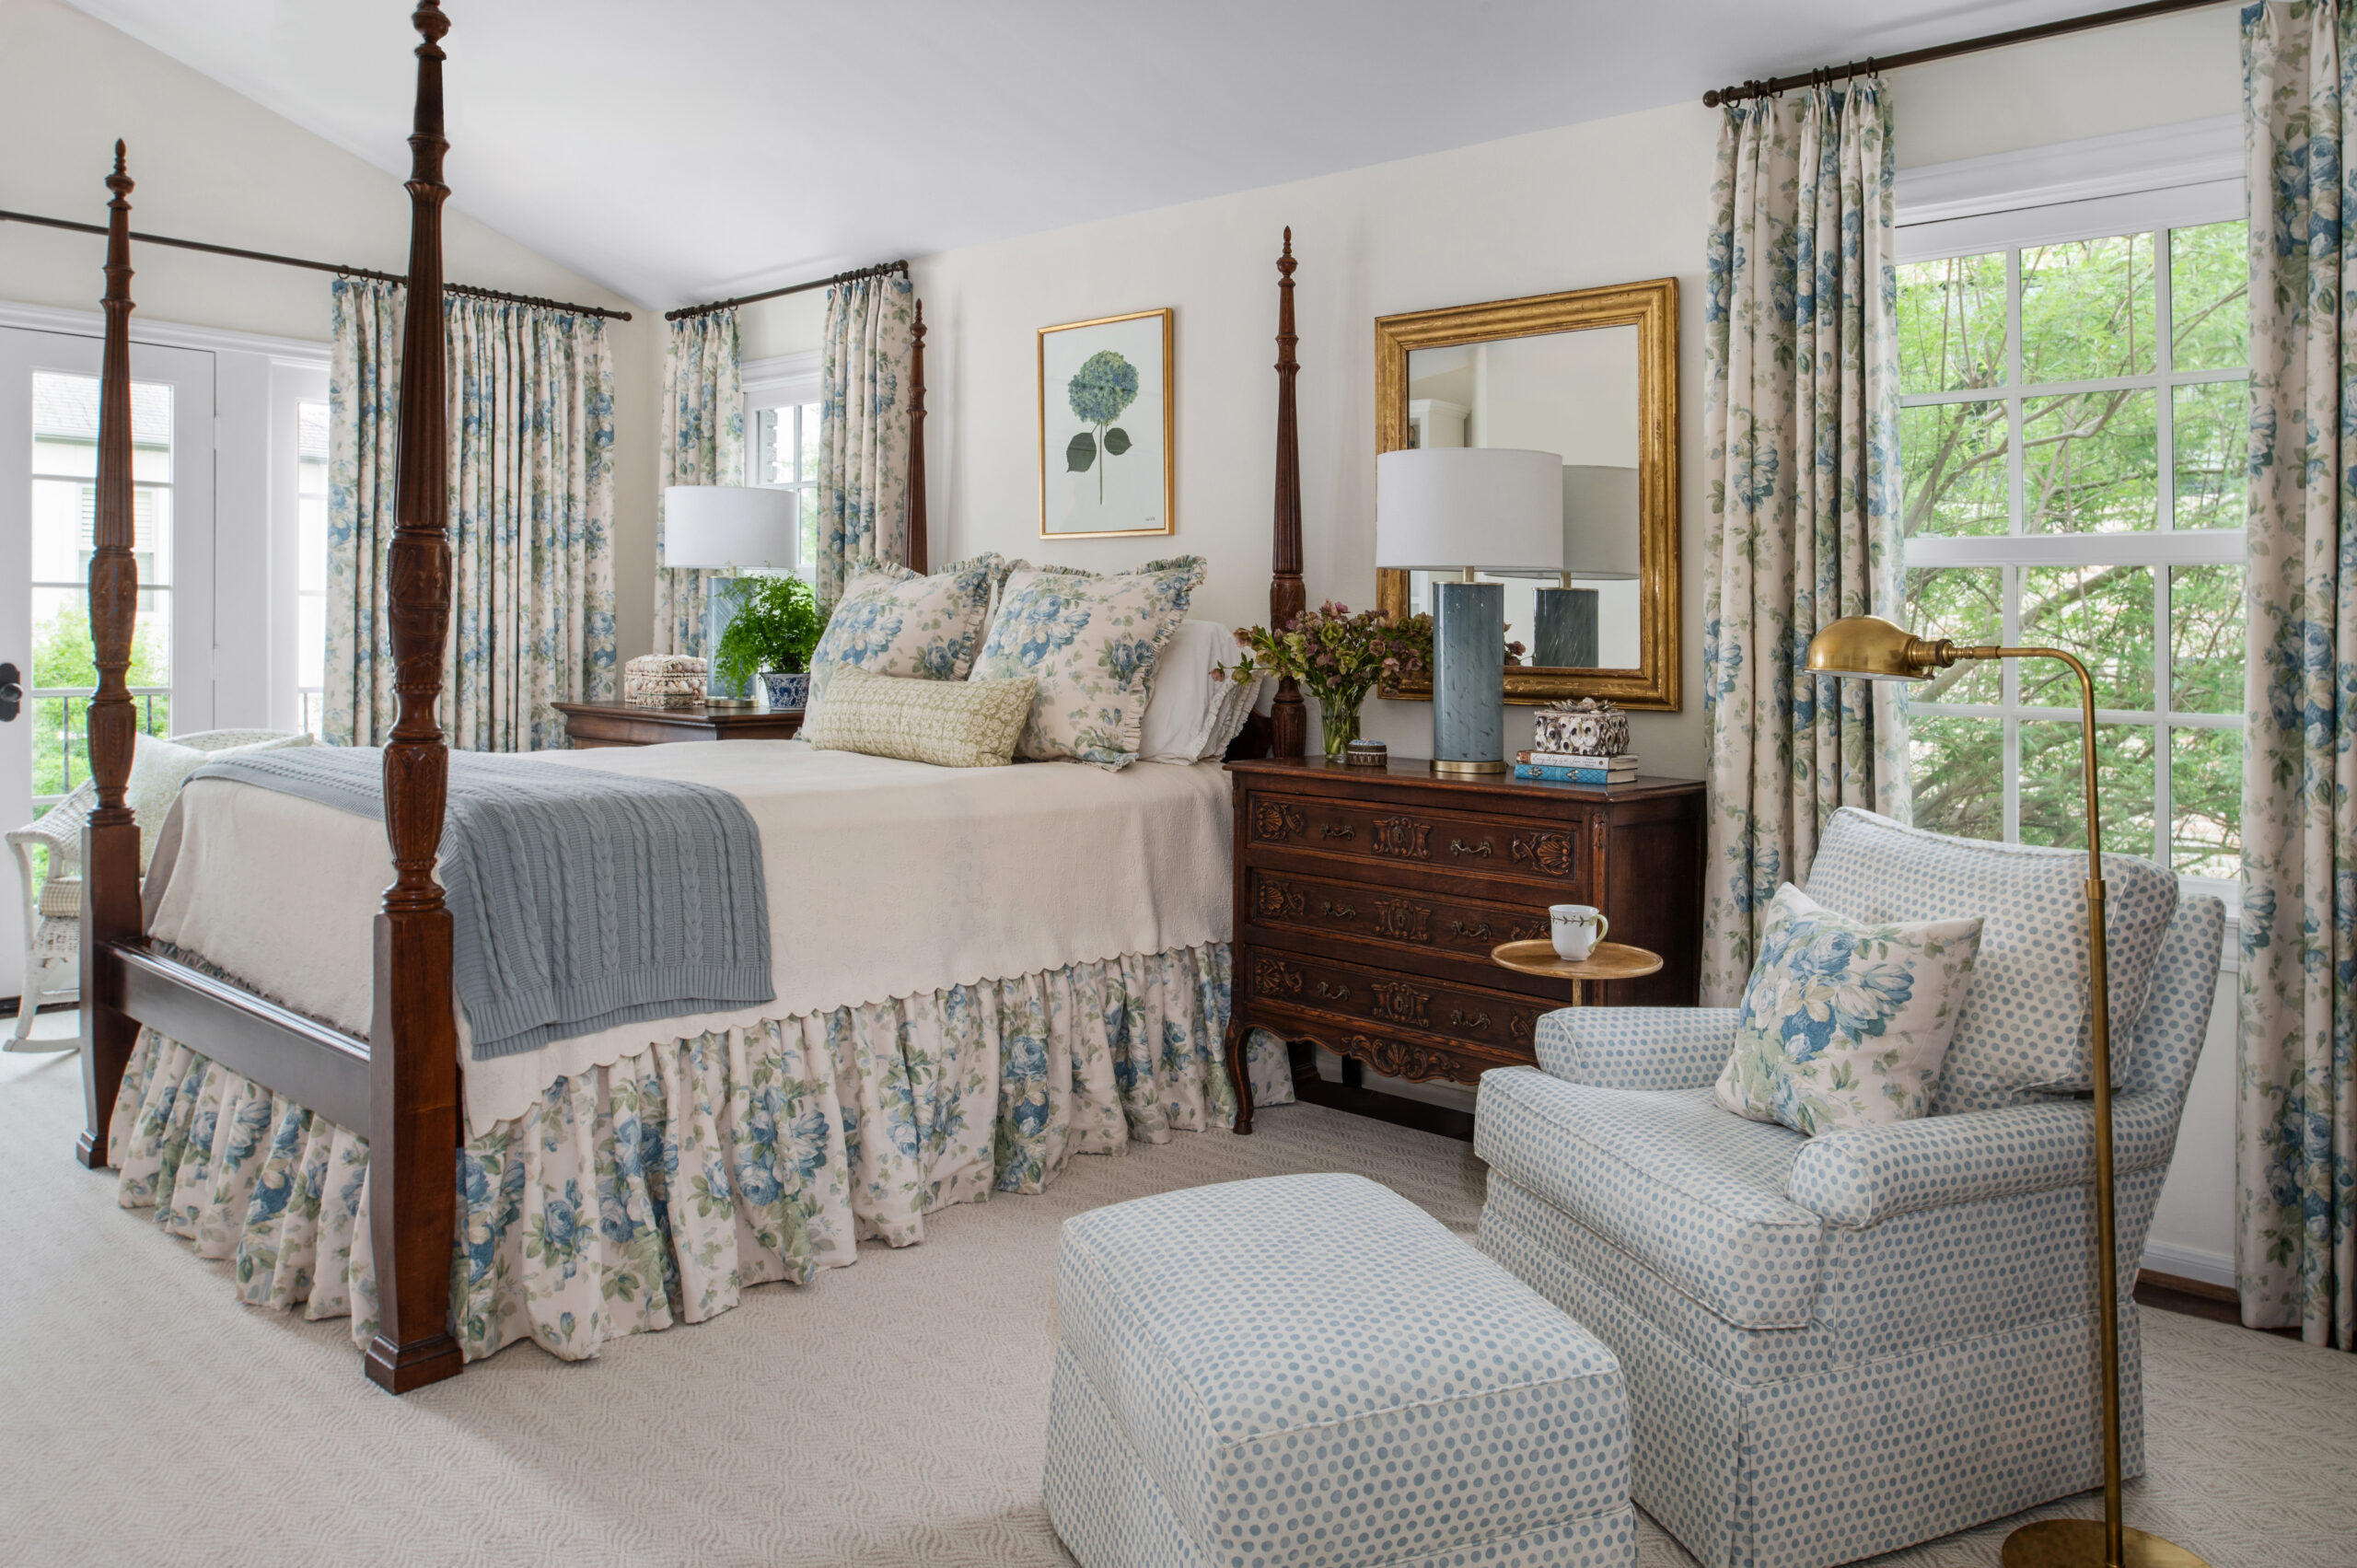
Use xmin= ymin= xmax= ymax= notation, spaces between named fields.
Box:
xmin=713 ymin=574 xmax=825 ymax=711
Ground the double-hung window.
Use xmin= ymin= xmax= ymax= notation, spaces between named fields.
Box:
xmin=1896 ymin=132 xmax=2247 ymax=907
xmin=743 ymin=352 xmax=823 ymax=577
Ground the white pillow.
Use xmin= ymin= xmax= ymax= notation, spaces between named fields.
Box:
xmin=1138 ymin=621 xmax=1271 ymax=765
xmin=1139 ymin=620 xmax=1216 ymax=763
xmin=128 ymin=731 xmax=315 ymax=872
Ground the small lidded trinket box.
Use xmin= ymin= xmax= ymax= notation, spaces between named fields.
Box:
xmin=1532 ymin=697 xmax=1631 ymax=758
xmin=623 ymin=654 xmax=708 ymax=710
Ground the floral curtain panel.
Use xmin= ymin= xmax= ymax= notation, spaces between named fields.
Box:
xmin=654 ymin=310 xmax=742 ymax=656
xmin=107 ymin=941 xmax=1272 ymax=1365
xmin=322 ymin=278 xmax=401 ymax=747
xmin=325 ymin=279 xmax=619 ymax=749
xmin=2239 ymin=0 xmax=2357 ymax=1351
xmin=818 ymin=274 xmax=915 ymax=604
xmin=1700 ymin=80 xmax=1910 ymax=1005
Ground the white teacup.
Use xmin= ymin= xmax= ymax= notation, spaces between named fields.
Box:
xmin=1550 ymin=903 xmax=1609 ymax=962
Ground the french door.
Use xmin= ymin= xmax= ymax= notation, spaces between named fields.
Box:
xmin=0 ymin=325 xmax=214 ymax=1002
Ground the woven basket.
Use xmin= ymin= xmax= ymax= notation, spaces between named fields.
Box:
xmin=624 ymin=655 xmax=707 ymax=709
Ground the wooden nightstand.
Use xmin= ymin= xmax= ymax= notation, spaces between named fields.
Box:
xmin=1223 ymin=755 xmax=1703 ymax=1136
xmin=553 ymin=700 xmax=804 ymax=748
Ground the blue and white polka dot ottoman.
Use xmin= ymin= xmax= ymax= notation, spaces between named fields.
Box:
xmin=1042 ymin=1172 xmax=1636 ymax=1568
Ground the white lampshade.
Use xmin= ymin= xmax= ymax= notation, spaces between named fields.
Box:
xmin=1376 ymin=447 xmax=1563 ymax=573
xmin=660 ymin=485 xmax=799 ymax=571
xmin=1562 ymin=464 xmax=1641 ymax=580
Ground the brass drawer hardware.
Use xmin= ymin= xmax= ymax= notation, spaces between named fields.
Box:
xmin=1450 ymin=838 xmax=1494 ymax=858
xmin=1320 ymin=900 xmax=1357 ymax=920
xmin=1315 ymin=980 xmax=1351 ymax=1001
xmin=1449 ymin=1009 xmax=1491 ymax=1030
xmin=1449 ymin=919 xmax=1492 ymax=941
xmin=1320 ymin=822 xmax=1355 ymax=841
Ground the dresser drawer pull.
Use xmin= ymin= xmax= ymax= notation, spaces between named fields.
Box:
xmin=1320 ymin=823 xmax=1356 ymax=841
xmin=1449 ymin=919 xmax=1492 ymax=941
xmin=1315 ymin=980 xmax=1351 ymax=1001
xmin=1319 ymin=900 xmax=1357 ymax=920
xmin=1449 ymin=1009 xmax=1491 ymax=1030
xmin=1449 ymin=838 xmax=1494 ymax=859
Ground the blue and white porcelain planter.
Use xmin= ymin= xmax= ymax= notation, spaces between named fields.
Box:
xmin=761 ymin=670 xmax=810 ymax=712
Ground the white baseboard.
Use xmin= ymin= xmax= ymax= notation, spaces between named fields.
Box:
xmin=2140 ymin=1240 xmax=2235 ymax=1292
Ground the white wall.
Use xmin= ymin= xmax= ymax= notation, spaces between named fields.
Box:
xmin=728 ymin=4 xmax=2250 ymax=1287
xmin=0 ymin=0 xmax=661 ymax=668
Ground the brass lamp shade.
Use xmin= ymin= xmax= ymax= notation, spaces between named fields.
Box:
xmin=1805 ymin=614 xmax=1960 ymax=681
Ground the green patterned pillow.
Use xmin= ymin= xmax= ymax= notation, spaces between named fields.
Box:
xmin=968 ymin=555 xmax=1205 ymax=770
xmin=802 ymin=665 xmax=1037 ymax=768
xmin=807 ymin=553 xmax=1008 ymax=709
xmin=1713 ymin=883 xmax=1985 ymax=1136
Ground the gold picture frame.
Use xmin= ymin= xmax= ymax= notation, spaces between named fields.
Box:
xmin=1038 ymin=308 xmax=1176 ymax=539
xmin=1374 ymin=277 xmax=1680 ymax=711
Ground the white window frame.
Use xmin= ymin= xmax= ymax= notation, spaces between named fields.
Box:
xmin=1895 ymin=118 xmax=2247 ymax=913
xmin=742 ymin=350 xmax=822 ymax=581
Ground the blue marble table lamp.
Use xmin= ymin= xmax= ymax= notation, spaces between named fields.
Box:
xmin=1376 ymin=447 xmax=1562 ymax=774
xmin=659 ymin=484 xmax=801 ymax=708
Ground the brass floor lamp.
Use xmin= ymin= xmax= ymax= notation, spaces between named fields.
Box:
xmin=1805 ymin=615 xmax=2208 ymax=1568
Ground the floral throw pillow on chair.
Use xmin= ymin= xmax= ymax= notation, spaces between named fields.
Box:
xmin=807 ymin=553 xmax=1007 ymax=708
xmin=970 ymin=556 xmax=1205 ymax=769
xmin=1713 ymin=883 xmax=1985 ymax=1135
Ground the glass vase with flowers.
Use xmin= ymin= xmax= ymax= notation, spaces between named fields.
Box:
xmin=1226 ymin=601 xmax=1522 ymax=759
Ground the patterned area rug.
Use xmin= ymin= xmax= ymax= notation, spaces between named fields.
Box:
xmin=2 ymin=1042 xmax=2347 ymax=1567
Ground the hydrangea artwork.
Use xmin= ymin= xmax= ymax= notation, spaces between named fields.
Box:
xmin=1066 ymin=349 xmax=1139 ymax=502
xmin=1039 ymin=309 xmax=1173 ymax=537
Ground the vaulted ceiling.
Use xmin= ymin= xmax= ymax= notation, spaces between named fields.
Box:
xmin=66 ymin=1 xmax=2125 ymax=310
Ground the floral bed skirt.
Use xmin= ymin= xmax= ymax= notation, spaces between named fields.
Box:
xmin=109 ymin=940 xmax=1287 ymax=1365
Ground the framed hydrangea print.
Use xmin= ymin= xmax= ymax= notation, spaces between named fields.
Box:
xmin=1038 ymin=308 xmax=1174 ymax=538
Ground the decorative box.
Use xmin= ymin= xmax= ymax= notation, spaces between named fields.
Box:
xmin=624 ymin=654 xmax=708 ymax=709
xmin=1533 ymin=697 xmax=1630 ymax=758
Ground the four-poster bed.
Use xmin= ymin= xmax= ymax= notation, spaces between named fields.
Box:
xmin=69 ymin=2 xmax=1306 ymax=1393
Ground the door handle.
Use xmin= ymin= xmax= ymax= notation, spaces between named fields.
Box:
xmin=0 ymin=663 xmax=19 ymax=723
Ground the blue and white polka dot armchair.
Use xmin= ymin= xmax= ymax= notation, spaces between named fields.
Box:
xmin=1473 ymin=807 xmax=2226 ymax=1568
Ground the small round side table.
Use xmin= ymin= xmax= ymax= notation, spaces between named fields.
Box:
xmin=1489 ymin=938 xmax=1664 ymax=1007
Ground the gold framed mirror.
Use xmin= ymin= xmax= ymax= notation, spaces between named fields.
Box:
xmin=1375 ymin=277 xmax=1679 ymax=710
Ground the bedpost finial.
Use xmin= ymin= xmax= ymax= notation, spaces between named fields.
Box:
xmin=107 ymin=140 xmax=132 ymax=201
xmin=913 ymin=297 xmax=924 ymax=330
xmin=1277 ymin=227 xmax=1295 ymax=281
xmin=413 ymin=0 xmax=449 ymax=49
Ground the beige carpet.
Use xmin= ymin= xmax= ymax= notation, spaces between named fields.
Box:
xmin=2 ymin=1044 xmax=2348 ymax=1568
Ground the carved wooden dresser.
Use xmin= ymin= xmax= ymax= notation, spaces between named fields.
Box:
xmin=1223 ymin=755 xmax=1704 ymax=1135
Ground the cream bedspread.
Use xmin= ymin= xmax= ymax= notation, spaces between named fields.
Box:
xmin=143 ymin=740 xmax=1233 ymax=1132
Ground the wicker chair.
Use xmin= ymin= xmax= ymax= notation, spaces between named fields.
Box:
xmin=7 ymin=728 xmax=300 ymax=1049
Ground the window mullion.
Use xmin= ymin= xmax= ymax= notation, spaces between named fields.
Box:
xmin=2007 ymin=247 xmax=2025 ymax=540
xmin=2004 ymin=247 xmax=2024 ymax=845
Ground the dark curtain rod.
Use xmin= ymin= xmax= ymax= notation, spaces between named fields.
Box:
xmin=1702 ymin=0 xmax=2229 ymax=107
xmin=665 ymin=258 xmax=911 ymax=322
xmin=0 ymin=206 xmax=633 ymax=321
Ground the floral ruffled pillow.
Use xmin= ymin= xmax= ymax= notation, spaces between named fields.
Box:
xmin=1713 ymin=883 xmax=1985 ymax=1136
xmin=968 ymin=555 xmax=1206 ymax=769
xmin=807 ymin=554 xmax=1007 ymax=709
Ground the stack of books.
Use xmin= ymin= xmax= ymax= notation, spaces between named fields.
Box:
xmin=1513 ymin=749 xmax=1639 ymax=785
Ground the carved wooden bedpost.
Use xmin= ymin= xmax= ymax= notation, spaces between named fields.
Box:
xmin=75 ymin=143 xmax=141 ymax=1170
xmin=907 ymin=297 xmax=928 ymax=575
xmin=366 ymin=0 xmax=462 ymax=1394
xmin=1269 ymin=230 xmax=1306 ymax=758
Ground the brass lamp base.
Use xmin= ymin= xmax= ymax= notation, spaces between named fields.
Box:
xmin=2002 ymin=1519 xmax=2210 ymax=1567
xmin=1433 ymin=758 xmax=1508 ymax=775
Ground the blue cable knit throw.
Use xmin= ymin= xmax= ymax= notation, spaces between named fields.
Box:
xmin=189 ymin=746 xmax=773 ymax=1060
